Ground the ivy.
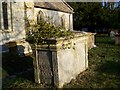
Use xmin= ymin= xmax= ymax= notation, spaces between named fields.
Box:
xmin=25 ymin=19 xmax=74 ymax=45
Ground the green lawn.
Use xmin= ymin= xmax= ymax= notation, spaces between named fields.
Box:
xmin=64 ymin=34 xmax=120 ymax=88
xmin=2 ymin=34 xmax=120 ymax=88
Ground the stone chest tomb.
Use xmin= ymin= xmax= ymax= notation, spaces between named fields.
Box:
xmin=31 ymin=31 xmax=95 ymax=87
xmin=0 ymin=0 xmax=96 ymax=88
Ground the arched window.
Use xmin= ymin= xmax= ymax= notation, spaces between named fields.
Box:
xmin=0 ymin=2 xmax=1 ymax=30
xmin=61 ymin=14 xmax=66 ymax=29
xmin=2 ymin=1 xmax=8 ymax=29
xmin=0 ymin=0 xmax=12 ymax=31
xmin=37 ymin=10 xmax=44 ymax=24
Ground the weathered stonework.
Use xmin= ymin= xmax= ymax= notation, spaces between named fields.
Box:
xmin=0 ymin=0 xmax=96 ymax=88
xmin=5 ymin=39 xmax=32 ymax=56
xmin=0 ymin=0 xmax=73 ymax=53
xmin=0 ymin=2 xmax=25 ymax=45
xmin=34 ymin=7 xmax=73 ymax=30
xmin=31 ymin=33 xmax=94 ymax=88
xmin=87 ymin=32 xmax=96 ymax=49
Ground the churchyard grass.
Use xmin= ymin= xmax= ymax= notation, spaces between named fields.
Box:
xmin=2 ymin=34 xmax=120 ymax=88
xmin=64 ymin=34 xmax=120 ymax=88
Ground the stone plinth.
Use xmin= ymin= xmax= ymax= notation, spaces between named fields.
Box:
xmin=5 ymin=40 xmax=32 ymax=57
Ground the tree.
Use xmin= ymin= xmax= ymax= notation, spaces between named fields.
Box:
xmin=68 ymin=2 xmax=120 ymax=33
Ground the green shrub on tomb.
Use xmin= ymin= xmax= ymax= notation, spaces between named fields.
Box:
xmin=26 ymin=19 xmax=74 ymax=45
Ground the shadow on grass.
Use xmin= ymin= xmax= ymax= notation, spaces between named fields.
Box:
xmin=96 ymin=60 xmax=120 ymax=75
xmin=2 ymin=53 xmax=34 ymax=80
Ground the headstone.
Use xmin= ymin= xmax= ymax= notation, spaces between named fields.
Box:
xmin=110 ymin=30 xmax=115 ymax=39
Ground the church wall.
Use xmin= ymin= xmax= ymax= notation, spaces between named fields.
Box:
xmin=0 ymin=2 xmax=25 ymax=45
xmin=34 ymin=7 xmax=73 ymax=30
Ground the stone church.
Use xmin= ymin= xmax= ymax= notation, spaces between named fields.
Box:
xmin=0 ymin=0 xmax=74 ymax=54
xmin=0 ymin=1 xmax=96 ymax=87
